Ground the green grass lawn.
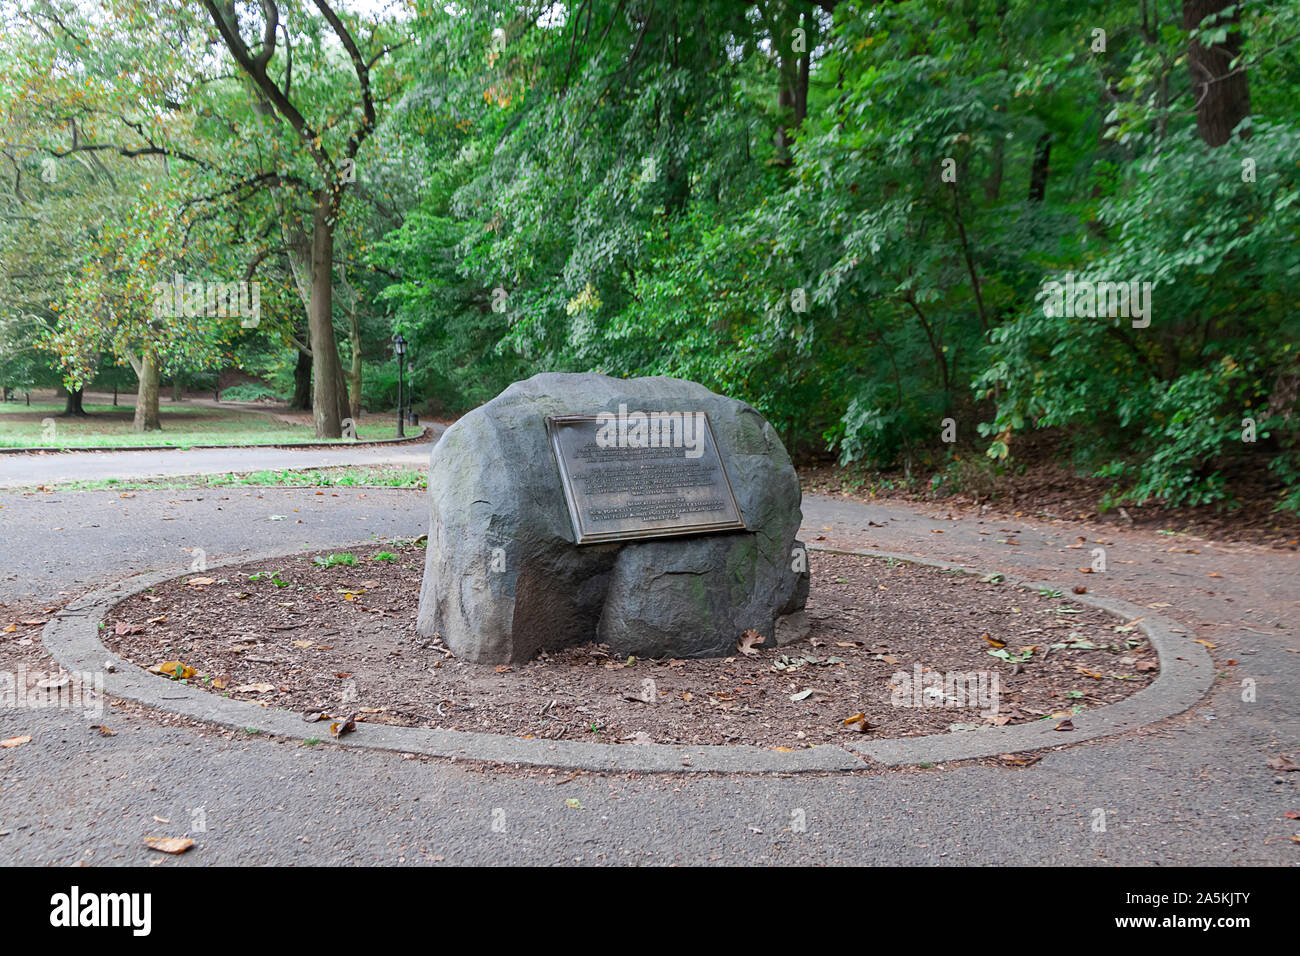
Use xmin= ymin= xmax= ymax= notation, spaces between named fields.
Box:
xmin=0 ymin=402 xmax=403 ymax=448
xmin=6 ymin=465 xmax=427 ymax=492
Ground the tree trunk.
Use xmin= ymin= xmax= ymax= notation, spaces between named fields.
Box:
xmin=340 ymin=264 xmax=363 ymax=422
xmin=171 ymin=378 xmax=183 ymax=401
xmin=292 ymin=346 xmax=313 ymax=410
xmin=794 ymin=8 xmax=812 ymax=127
xmin=1184 ymin=0 xmax=1251 ymax=146
xmin=1028 ymin=132 xmax=1052 ymax=201
xmin=133 ymin=353 xmax=161 ymax=432
xmin=308 ymin=195 xmax=344 ymax=438
xmin=333 ymin=359 xmax=352 ymax=425
xmin=771 ymin=2 xmax=800 ymax=166
xmin=60 ymin=386 xmax=88 ymax=417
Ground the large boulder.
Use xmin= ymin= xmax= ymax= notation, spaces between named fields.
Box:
xmin=416 ymin=373 xmax=808 ymax=662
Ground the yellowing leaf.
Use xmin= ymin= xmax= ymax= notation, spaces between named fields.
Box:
xmin=148 ymin=661 xmax=196 ymax=680
xmin=144 ymin=836 xmax=194 ymax=854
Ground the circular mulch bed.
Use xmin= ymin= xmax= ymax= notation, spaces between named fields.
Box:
xmin=101 ymin=544 xmax=1157 ymax=749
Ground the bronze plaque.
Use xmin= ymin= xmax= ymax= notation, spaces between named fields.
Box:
xmin=547 ymin=412 xmax=746 ymax=544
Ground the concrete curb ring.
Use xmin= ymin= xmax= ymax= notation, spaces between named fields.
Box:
xmin=41 ymin=544 xmax=1216 ymax=773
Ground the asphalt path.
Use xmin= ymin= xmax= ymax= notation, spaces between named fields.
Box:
xmin=1 ymin=479 xmax=1296 ymax=865
xmin=0 ymin=437 xmax=436 ymax=489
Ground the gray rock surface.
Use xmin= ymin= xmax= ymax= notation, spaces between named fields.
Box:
xmin=416 ymin=373 xmax=807 ymax=662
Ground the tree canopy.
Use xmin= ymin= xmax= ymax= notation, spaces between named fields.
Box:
xmin=2 ymin=0 xmax=1297 ymax=512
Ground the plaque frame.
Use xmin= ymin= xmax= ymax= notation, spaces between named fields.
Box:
xmin=546 ymin=413 xmax=747 ymax=545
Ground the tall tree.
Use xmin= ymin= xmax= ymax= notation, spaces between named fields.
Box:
xmin=199 ymin=1 xmax=403 ymax=437
xmin=1184 ymin=0 xmax=1252 ymax=146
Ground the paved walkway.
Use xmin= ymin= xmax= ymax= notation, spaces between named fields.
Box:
xmin=0 ymin=484 xmax=1296 ymax=864
xmin=0 ymin=436 xmax=436 ymax=488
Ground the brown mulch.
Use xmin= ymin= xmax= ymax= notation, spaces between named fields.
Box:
xmin=99 ymin=545 xmax=1157 ymax=750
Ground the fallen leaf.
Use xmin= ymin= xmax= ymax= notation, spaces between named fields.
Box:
xmin=232 ymin=682 xmax=276 ymax=693
xmin=19 ymin=619 xmax=48 ymax=626
xmin=1285 ymin=811 xmax=1300 ymax=820
xmin=114 ymin=622 xmax=145 ymax=636
xmin=737 ymin=629 xmax=766 ymax=656
xmin=790 ymin=689 xmax=814 ymax=701
xmin=329 ymin=714 xmax=357 ymax=738
xmin=186 ymin=577 xmax=215 ymax=586
xmin=147 ymin=661 xmax=196 ymax=680
xmin=1266 ymin=756 xmax=1299 ymax=772
xmin=1054 ymin=719 xmax=1074 ymax=732
xmin=89 ymin=725 xmax=116 ymax=737
xmin=842 ymin=713 xmax=870 ymax=733
xmin=1072 ymin=586 xmax=1087 ymax=594
xmin=494 ymin=665 xmax=512 ymax=673
xmin=981 ymin=633 xmax=1006 ymax=648
xmin=144 ymin=836 xmax=194 ymax=855
xmin=565 ymin=798 xmax=583 ymax=809
xmin=997 ymin=753 xmax=1042 ymax=767
xmin=0 ymin=735 xmax=32 ymax=748
xmin=1193 ymin=638 xmax=1216 ymax=648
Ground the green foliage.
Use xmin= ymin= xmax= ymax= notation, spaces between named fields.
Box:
xmin=978 ymin=122 xmax=1300 ymax=509
xmin=3 ymin=0 xmax=1298 ymax=512
xmin=220 ymin=382 xmax=286 ymax=403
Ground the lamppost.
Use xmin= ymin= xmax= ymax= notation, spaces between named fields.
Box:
xmin=393 ymin=333 xmax=406 ymax=438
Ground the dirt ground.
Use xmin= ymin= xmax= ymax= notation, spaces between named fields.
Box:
xmin=100 ymin=546 xmax=1156 ymax=749
xmin=800 ymin=456 xmax=1300 ymax=550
